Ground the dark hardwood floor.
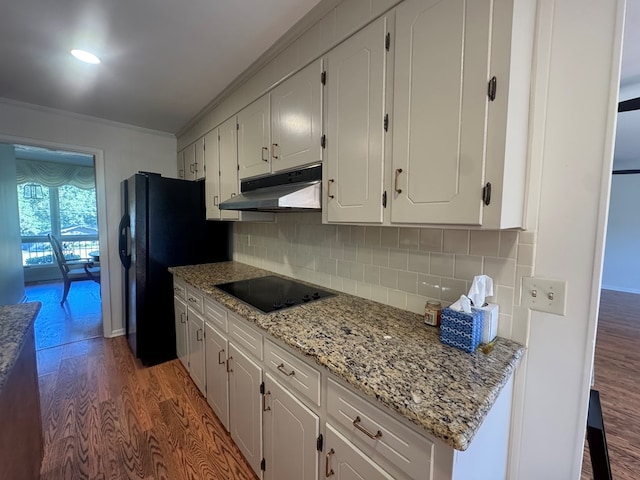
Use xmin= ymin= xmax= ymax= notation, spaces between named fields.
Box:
xmin=582 ymin=289 xmax=640 ymax=480
xmin=31 ymin=287 xmax=256 ymax=479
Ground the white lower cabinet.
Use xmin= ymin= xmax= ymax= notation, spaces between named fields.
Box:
xmin=187 ymin=307 xmax=206 ymax=395
xmin=229 ymin=343 xmax=263 ymax=476
xmin=173 ymin=296 xmax=188 ymax=369
xmin=204 ymin=322 xmax=229 ymax=430
xmin=263 ymin=373 xmax=319 ymax=480
xmin=325 ymin=424 xmax=394 ymax=480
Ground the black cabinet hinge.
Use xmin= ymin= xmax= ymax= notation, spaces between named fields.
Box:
xmin=488 ymin=76 xmax=497 ymax=101
xmin=321 ymin=135 xmax=326 ymax=148
xmin=237 ymin=164 xmax=239 ymax=171
xmin=236 ymin=123 xmax=240 ymax=130
xmin=482 ymin=182 xmax=492 ymax=206
xmin=317 ymin=434 xmax=324 ymax=451
xmin=261 ymin=458 xmax=266 ymax=471
xmin=260 ymin=382 xmax=265 ymax=394
xmin=382 ymin=190 xmax=387 ymax=208
xmin=321 ymin=70 xmax=326 ymax=85
xmin=385 ymin=32 xmax=391 ymax=51
xmin=384 ymin=113 xmax=389 ymax=132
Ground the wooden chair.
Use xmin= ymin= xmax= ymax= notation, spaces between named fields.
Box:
xmin=48 ymin=234 xmax=100 ymax=305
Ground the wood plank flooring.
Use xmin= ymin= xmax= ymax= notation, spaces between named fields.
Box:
xmin=581 ymin=289 xmax=640 ymax=480
xmin=37 ymin=336 xmax=257 ymax=480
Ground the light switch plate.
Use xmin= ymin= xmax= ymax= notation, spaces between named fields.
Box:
xmin=521 ymin=277 xmax=567 ymax=316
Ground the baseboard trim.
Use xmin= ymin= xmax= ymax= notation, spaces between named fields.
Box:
xmin=601 ymin=285 xmax=640 ymax=295
xmin=109 ymin=328 xmax=125 ymax=338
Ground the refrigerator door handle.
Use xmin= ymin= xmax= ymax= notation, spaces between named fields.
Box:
xmin=118 ymin=213 xmax=132 ymax=269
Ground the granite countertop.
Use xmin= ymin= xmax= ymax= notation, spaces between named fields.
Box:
xmin=0 ymin=302 xmax=41 ymax=392
xmin=170 ymin=262 xmax=525 ymax=451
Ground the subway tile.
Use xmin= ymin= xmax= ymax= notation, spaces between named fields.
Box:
xmin=515 ymin=265 xmax=533 ymax=306
xmin=408 ymin=251 xmax=430 ymax=274
xmin=494 ymin=285 xmax=514 ymax=315
xmin=389 ymin=248 xmax=409 ymax=270
xmin=342 ymin=278 xmax=357 ymax=295
xmin=499 ymin=231 xmax=519 ymax=259
xmin=440 ymin=277 xmax=467 ymax=303
xmin=388 ymin=289 xmax=407 ymax=309
xmin=330 ymin=275 xmax=343 ymax=291
xmin=454 ymin=255 xmax=483 ymax=281
xmin=469 ymin=230 xmax=500 ymax=257
xmin=371 ymin=285 xmax=388 ymax=304
xmin=517 ymin=243 xmax=535 ymax=267
xmin=443 ymin=230 xmax=469 ymax=254
xmin=483 ymin=257 xmax=517 ymax=287
xmin=379 ymin=268 xmax=398 ymax=289
xmin=344 ymin=244 xmax=357 ymax=262
xmin=337 ymin=260 xmax=350 ymax=278
xmin=351 ymin=226 xmax=366 ymax=245
xmin=364 ymin=226 xmax=381 ymax=247
xmin=330 ymin=242 xmax=345 ymax=260
xmin=418 ymin=274 xmax=441 ymax=299
xmin=381 ymin=227 xmax=400 ymax=248
xmin=364 ymin=264 xmax=380 ymax=285
xmin=511 ymin=307 xmax=530 ymax=344
xmin=430 ymin=253 xmax=454 ymax=277
xmin=336 ymin=225 xmax=351 ymax=244
xmin=349 ymin=263 xmax=365 ymax=282
xmin=420 ymin=228 xmax=443 ymax=252
xmin=406 ymin=294 xmax=427 ymax=316
xmin=497 ymin=313 xmax=513 ymax=339
xmin=399 ymin=228 xmax=420 ymax=250
xmin=398 ymin=271 xmax=418 ymax=294
xmin=356 ymin=246 xmax=373 ymax=265
xmin=519 ymin=230 xmax=536 ymax=245
xmin=372 ymin=247 xmax=389 ymax=267
xmin=355 ymin=282 xmax=372 ymax=300
xmin=317 ymin=257 xmax=337 ymax=276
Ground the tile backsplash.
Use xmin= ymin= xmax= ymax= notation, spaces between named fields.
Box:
xmin=233 ymin=213 xmax=534 ymax=341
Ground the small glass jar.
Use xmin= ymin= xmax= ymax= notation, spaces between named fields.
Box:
xmin=424 ymin=300 xmax=442 ymax=327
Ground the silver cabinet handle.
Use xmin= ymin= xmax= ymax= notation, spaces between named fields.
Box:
xmin=327 ymin=179 xmax=335 ymax=199
xmin=213 ymin=195 xmax=219 ymax=206
xmin=196 ymin=329 xmax=203 ymax=341
xmin=180 ymin=312 xmax=186 ymax=324
xmin=271 ymin=143 xmax=279 ymax=160
xmin=277 ymin=363 xmax=295 ymax=377
xmin=352 ymin=416 xmax=382 ymax=439
xmin=262 ymin=146 xmax=269 ymax=162
xmin=325 ymin=449 xmax=334 ymax=477
xmin=190 ymin=163 xmax=195 ymax=173
xmin=394 ymin=168 xmax=403 ymax=194
xmin=218 ymin=349 xmax=225 ymax=365
xmin=263 ymin=390 xmax=271 ymax=412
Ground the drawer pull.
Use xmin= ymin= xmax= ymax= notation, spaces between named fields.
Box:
xmin=180 ymin=312 xmax=186 ymax=324
xmin=263 ymin=390 xmax=271 ymax=412
xmin=327 ymin=179 xmax=335 ymax=199
xmin=277 ymin=363 xmax=295 ymax=377
xmin=196 ymin=329 xmax=203 ymax=341
xmin=218 ymin=349 xmax=225 ymax=365
xmin=226 ymin=356 xmax=233 ymax=373
xmin=394 ymin=168 xmax=403 ymax=194
xmin=325 ymin=448 xmax=335 ymax=477
xmin=262 ymin=146 xmax=269 ymax=162
xmin=353 ymin=416 xmax=382 ymax=439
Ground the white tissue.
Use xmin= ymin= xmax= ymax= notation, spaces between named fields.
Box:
xmin=449 ymin=294 xmax=472 ymax=313
xmin=467 ymin=275 xmax=494 ymax=308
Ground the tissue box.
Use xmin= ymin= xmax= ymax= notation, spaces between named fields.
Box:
xmin=440 ymin=307 xmax=484 ymax=353
xmin=477 ymin=303 xmax=499 ymax=344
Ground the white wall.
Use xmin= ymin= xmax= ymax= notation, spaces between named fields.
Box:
xmin=0 ymin=99 xmax=176 ymax=335
xmin=602 ymin=174 xmax=640 ymax=293
xmin=0 ymin=144 xmax=25 ymax=305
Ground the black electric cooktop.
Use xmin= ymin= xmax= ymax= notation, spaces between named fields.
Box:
xmin=214 ymin=275 xmax=335 ymax=314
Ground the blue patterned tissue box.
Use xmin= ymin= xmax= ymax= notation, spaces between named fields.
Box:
xmin=440 ymin=307 xmax=484 ymax=353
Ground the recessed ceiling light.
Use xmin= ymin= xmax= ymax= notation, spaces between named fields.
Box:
xmin=70 ymin=49 xmax=101 ymax=64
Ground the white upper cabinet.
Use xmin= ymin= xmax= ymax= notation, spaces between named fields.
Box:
xmin=271 ymin=60 xmax=323 ymax=174
xmin=238 ymin=95 xmax=271 ymax=180
xmin=204 ymin=129 xmax=222 ymax=220
xmin=391 ymin=0 xmax=491 ymax=226
xmin=325 ymin=16 xmax=388 ymax=224
xmin=182 ymin=142 xmax=197 ymax=181
xmin=176 ymin=150 xmax=185 ymax=179
xmin=218 ymin=116 xmax=240 ymax=221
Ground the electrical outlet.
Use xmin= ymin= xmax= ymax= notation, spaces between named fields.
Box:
xmin=521 ymin=277 xmax=567 ymax=316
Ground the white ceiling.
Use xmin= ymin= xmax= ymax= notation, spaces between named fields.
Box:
xmin=0 ymin=0 xmax=322 ymax=134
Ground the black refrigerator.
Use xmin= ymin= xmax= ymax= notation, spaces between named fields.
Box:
xmin=118 ymin=173 xmax=231 ymax=366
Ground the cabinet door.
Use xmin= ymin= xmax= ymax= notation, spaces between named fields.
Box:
xmin=238 ymin=95 xmax=271 ymax=180
xmin=205 ymin=323 xmax=229 ymax=430
xmin=204 ymin=129 xmax=222 ymax=220
xmin=271 ymin=59 xmax=323 ymax=173
xmin=194 ymin=136 xmax=205 ymax=180
xmin=229 ymin=343 xmax=263 ymax=476
xmin=263 ymin=373 xmax=319 ymax=480
xmin=218 ymin=116 xmax=240 ymax=220
xmin=177 ymin=151 xmax=185 ymax=179
xmin=325 ymin=17 xmax=387 ymax=224
xmin=187 ymin=308 xmax=206 ymax=395
xmin=325 ymin=424 xmax=394 ymax=480
xmin=183 ymin=142 xmax=196 ymax=181
xmin=174 ymin=296 xmax=188 ymax=369
xmin=391 ymin=0 xmax=491 ymax=225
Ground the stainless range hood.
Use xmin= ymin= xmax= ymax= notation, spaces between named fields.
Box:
xmin=219 ymin=164 xmax=322 ymax=212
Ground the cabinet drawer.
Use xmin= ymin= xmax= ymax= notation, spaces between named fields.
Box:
xmin=186 ymin=286 xmax=204 ymax=314
xmin=264 ymin=340 xmax=321 ymax=407
xmin=327 ymin=379 xmax=433 ymax=480
xmin=173 ymin=278 xmax=186 ymax=300
xmin=229 ymin=313 xmax=263 ymax=361
xmin=205 ymin=298 xmax=228 ymax=332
